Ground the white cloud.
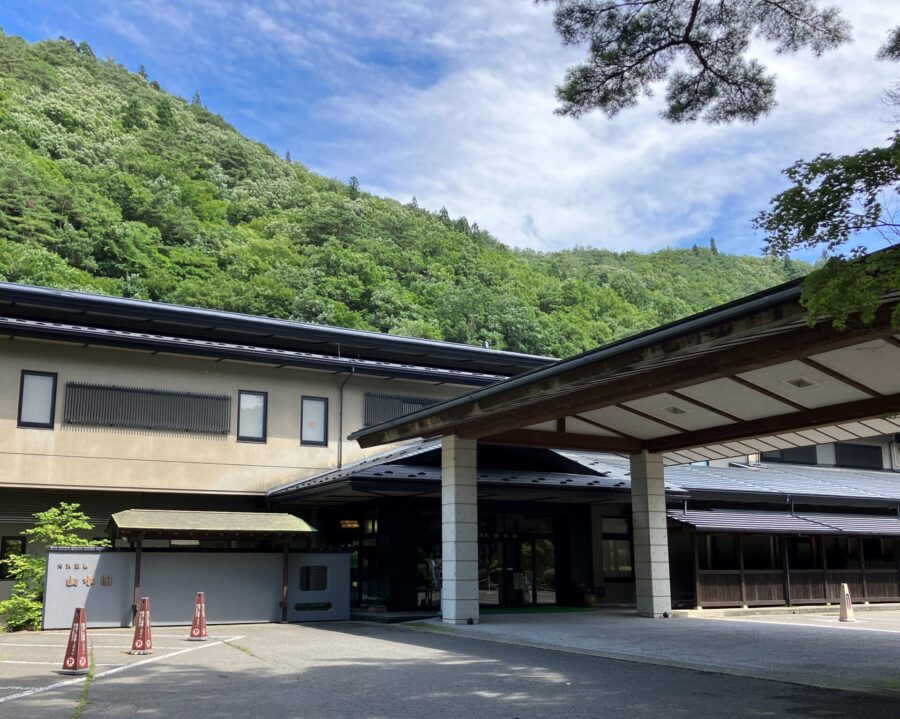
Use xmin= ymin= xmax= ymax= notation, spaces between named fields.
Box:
xmin=302 ymin=1 xmax=898 ymax=254
xmin=85 ymin=1 xmax=899 ymax=256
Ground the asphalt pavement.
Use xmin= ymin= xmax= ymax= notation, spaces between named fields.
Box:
xmin=1 ymin=620 xmax=899 ymax=718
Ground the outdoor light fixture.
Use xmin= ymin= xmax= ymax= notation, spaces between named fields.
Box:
xmin=663 ymin=405 xmax=688 ymax=415
xmin=783 ymin=376 xmax=817 ymax=389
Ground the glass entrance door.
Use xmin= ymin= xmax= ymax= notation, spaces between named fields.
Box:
xmin=479 ymin=536 xmax=556 ymax=606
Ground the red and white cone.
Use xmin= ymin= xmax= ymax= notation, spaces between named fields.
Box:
xmin=129 ymin=597 xmax=153 ymax=655
xmin=188 ymin=592 xmax=208 ymax=641
xmin=60 ymin=607 xmax=89 ymax=675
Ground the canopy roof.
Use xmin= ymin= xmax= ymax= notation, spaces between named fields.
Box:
xmin=668 ymin=508 xmax=900 ymax=536
xmin=107 ymin=509 xmax=315 ymax=539
xmin=351 ymin=279 xmax=900 ymax=466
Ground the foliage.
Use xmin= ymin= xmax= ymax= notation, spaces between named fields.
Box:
xmin=0 ymin=502 xmax=107 ymax=631
xmin=756 ymin=27 xmax=900 ymax=329
xmin=545 ymin=0 xmax=850 ymax=123
xmin=0 ymin=32 xmax=807 ymax=356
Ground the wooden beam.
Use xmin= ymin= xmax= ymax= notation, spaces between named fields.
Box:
xmin=570 ymin=414 xmax=630 ymax=437
xmin=668 ymin=390 xmax=744 ymax=423
xmin=476 ymin=429 xmax=642 ymax=453
xmin=727 ymin=375 xmax=808 ymax=411
xmin=615 ymin=403 xmax=686 ymax=433
xmin=797 ymin=357 xmax=881 ymax=397
xmin=356 ymin=304 xmax=897 ymax=447
xmin=646 ymin=392 xmax=900 ymax=453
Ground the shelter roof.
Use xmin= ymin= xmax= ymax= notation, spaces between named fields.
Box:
xmin=350 ymin=278 xmax=900 ymax=465
xmin=107 ymin=509 xmax=315 ymax=539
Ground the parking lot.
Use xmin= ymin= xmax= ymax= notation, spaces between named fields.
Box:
xmin=1 ymin=613 xmax=899 ymax=718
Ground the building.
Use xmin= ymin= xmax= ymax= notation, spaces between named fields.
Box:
xmin=2 ymin=279 xmax=899 ymax=619
xmin=269 ymin=436 xmax=900 ymax=612
xmin=0 ymin=281 xmax=550 ymax=600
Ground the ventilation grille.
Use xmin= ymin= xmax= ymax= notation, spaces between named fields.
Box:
xmin=64 ymin=383 xmax=231 ymax=435
xmin=364 ymin=392 xmax=440 ymax=427
xmin=299 ymin=565 xmax=328 ymax=592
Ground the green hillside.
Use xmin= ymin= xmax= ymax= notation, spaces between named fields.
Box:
xmin=0 ymin=33 xmax=808 ymax=357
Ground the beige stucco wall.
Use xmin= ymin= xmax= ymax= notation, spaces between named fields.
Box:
xmin=0 ymin=338 xmax=468 ymax=495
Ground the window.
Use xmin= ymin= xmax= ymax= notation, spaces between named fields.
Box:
xmin=299 ymin=565 xmax=328 ymax=591
xmin=237 ymin=391 xmax=267 ymax=442
xmin=64 ymin=383 xmax=230 ymax=434
xmin=760 ymin=446 xmax=817 ymax=465
xmin=300 ymin=396 xmax=328 ymax=446
xmin=364 ymin=392 xmax=439 ymax=427
xmin=18 ymin=371 xmax=57 ymax=428
xmin=601 ymin=517 xmax=633 ymax=578
xmin=0 ymin=537 xmax=26 ymax=580
xmin=834 ymin=443 xmax=883 ymax=470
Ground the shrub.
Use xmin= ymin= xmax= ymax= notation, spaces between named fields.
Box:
xmin=0 ymin=502 xmax=107 ymax=631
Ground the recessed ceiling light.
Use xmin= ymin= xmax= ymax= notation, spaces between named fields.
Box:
xmin=784 ymin=376 xmax=817 ymax=389
xmin=663 ymin=405 xmax=688 ymax=415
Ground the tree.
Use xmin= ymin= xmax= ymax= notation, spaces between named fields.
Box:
xmin=545 ymin=0 xmax=850 ymax=123
xmin=192 ymin=91 xmax=202 ymax=107
xmin=348 ymin=176 xmax=360 ymax=199
xmin=138 ymin=64 xmax=148 ymax=81
xmin=122 ymin=96 xmax=145 ymax=130
xmin=0 ymin=502 xmax=107 ymax=631
xmin=709 ymin=237 xmax=718 ymax=255
xmin=155 ymin=97 xmax=176 ymax=129
xmin=284 ymin=150 xmax=292 ymax=163
xmin=755 ymin=27 xmax=900 ymax=329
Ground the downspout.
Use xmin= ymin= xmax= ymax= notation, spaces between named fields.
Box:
xmin=337 ymin=367 xmax=355 ymax=469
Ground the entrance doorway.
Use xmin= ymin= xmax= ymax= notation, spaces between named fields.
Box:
xmin=479 ymin=535 xmax=556 ymax=607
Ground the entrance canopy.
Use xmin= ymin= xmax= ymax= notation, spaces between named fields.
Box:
xmin=107 ymin=509 xmax=315 ymax=541
xmin=351 ymin=280 xmax=900 ymax=463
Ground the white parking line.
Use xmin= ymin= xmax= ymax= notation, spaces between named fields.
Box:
xmin=0 ymin=643 xmax=194 ymax=649
xmin=715 ymin=617 xmax=900 ymax=634
xmin=0 ymin=661 xmax=122 ymax=666
xmin=0 ymin=636 xmax=244 ymax=704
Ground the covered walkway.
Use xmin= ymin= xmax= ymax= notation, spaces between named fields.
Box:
xmin=352 ymin=279 xmax=900 ymax=622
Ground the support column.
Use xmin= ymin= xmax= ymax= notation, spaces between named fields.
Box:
xmin=630 ymin=451 xmax=671 ymax=617
xmin=441 ymin=434 xmax=479 ymax=624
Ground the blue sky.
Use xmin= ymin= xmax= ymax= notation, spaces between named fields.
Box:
xmin=3 ymin=1 xmax=897 ymax=257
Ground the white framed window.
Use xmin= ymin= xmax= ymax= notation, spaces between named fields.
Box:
xmin=18 ymin=371 xmax=57 ymax=429
xmin=300 ymin=396 xmax=328 ymax=446
xmin=237 ymin=390 xmax=267 ymax=442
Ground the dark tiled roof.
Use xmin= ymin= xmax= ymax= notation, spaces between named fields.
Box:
xmin=563 ymin=452 xmax=900 ymax=502
xmin=668 ymin=508 xmax=900 ymax=535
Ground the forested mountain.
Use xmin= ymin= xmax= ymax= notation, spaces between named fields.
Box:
xmin=0 ymin=33 xmax=808 ymax=357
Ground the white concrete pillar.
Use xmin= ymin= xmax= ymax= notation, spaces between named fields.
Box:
xmin=630 ymin=450 xmax=671 ymax=618
xmin=441 ymin=434 xmax=479 ymax=624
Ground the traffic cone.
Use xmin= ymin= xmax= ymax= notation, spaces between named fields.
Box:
xmin=839 ymin=583 xmax=855 ymax=622
xmin=188 ymin=591 xmax=208 ymax=641
xmin=129 ymin=597 xmax=153 ymax=655
xmin=60 ymin=607 xmax=89 ymax=675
